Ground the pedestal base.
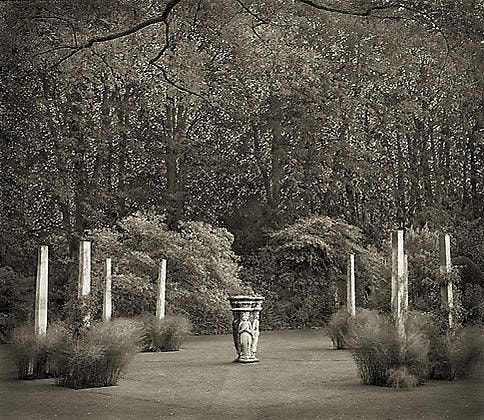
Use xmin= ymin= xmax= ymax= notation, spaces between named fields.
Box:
xmin=234 ymin=356 xmax=259 ymax=363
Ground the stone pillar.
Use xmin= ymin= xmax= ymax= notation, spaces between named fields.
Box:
xmin=404 ymin=254 xmax=409 ymax=311
xmin=346 ymin=254 xmax=356 ymax=317
xmin=103 ymin=258 xmax=112 ymax=322
xmin=78 ymin=241 xmax=91 ymax=298
xmin=156 ymin=259 xmax=167 ymax=320
xmin=229 ymin=295 xmax=264 ymax=363
xmin=391 ymin=230 xmax=406 ymax=339
xmin=34 ymin=245 xmax=48 ymax=336
xmin=439 ymin=233 xmax=454 ymax=328
xmin=78 ymin=241 xmax=91 ymax=326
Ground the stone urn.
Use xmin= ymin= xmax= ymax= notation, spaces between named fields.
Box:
xmin=229 ymin=295 xmax=264 ymax=363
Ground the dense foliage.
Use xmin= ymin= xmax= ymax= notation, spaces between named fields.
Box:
xmin=0 ymin=1 xmax=482 ymax=335
xmin=404 ymin=227 xmax=484 ymax=325
xmin=0 ymin=267 xmax=33 ymax=341
xmin=244 ymin=216 xmax=388 ymax=329
xmin=88 ymin=213 xmax=250 ymax=333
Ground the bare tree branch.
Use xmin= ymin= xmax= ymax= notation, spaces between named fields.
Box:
xmin=81 ymin=0 xmax=182 ymax=46
xmin=297 ymin=0 xmax=449 ymax=73
xmin=39 ymin=0 xmax=449 ymax=72
xmin=234 ymin=0 xmax=269 ymax=24
xmin=45 ymin=48 xmax=86 ymax=72
xmin=296 ymin=0 xmax=405 ymax=16
xmin=150 ymin=61 xmax=209 ymax=103
xmin=90 ymin=49 xmax=120 ymax=81
xmin=251 ymin=21 xmax=276 ymax=57
xmin=32 ymin=45 xmax=79 ymax=58
xmin=148 ymin=20 xmax=171 ymax=65
xmin=42 ymin=0 xmax=183 ymax=71
xmin=35 ymin=0 xmax=450 ymax=95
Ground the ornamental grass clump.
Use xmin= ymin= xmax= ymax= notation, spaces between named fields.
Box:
xmin=139 ymin=314 xmax=192 ymax=352
xmin=405 ymin=311 xmax=483 ymax=380
xmin=346 ymin=310 xmax=430 ymax=388
xmin=327 ymin=308 xmax=350 ymax=350
xmin=346 ymin=310 xmax=398 ymax=386
xmin=449 ymin=326 xmax=483 ymax=379
xmin=54 ymin=319 xmax=141 ymax=389
xmin=387 ymin=367 xmax=420 ymax=389
xmin=11 ymin=321 xmax=71 ymax=379
xmin=427 ymin=325 xmax=483 ymax=380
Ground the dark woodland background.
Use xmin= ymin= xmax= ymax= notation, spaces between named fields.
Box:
xmin=1 ymin=0 xmax=483 ymax=336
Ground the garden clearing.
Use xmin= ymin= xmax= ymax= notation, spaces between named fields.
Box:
xmin=1 ymin=329 xmax=483 ymax=419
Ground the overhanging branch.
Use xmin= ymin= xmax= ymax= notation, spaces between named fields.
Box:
xmin=44 ymin=0 xmax=183 ymax=70
xmin=36 ymin=0 xmax=451 ymax=95
xmin=296 ymin=0 xmax=404 ymax=16
xmin=82 ymin=0 xmax=182 ymax=46
xmin=150 ymin=62 xmax=214 ymax=109
xmin=297 ymin=0 xmax=449 ymax=74
xmin=234 ymin=0 xmax=269 ymax=24
xmin=40 ymin=0 xmax=448 ymax=71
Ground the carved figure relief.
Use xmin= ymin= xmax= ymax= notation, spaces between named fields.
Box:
xmin=251 ymin=312 xmax=260 ymax=356
xmin=238 ymin=312 xmax=253 ymax=360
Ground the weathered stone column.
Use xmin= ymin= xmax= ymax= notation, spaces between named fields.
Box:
xmin=156 ymin=259 xmax=167 ymax=320
xmin=78 ymin=241 xmax=91 ymax=297
xmin=391 ymin=230 xmax=407 ymax=340
xmin=103 ymin=258 xmax=112 ymax=322
xmin=229 ymin=295 xmax=264 ymax=363
xmin=439 ymin=233 xmax=454 ymax=328
xmin=34 ymin=245 xmax=48 ymax=336
xmin=78 ymin=241 xmax=91 ymax=326
xmin=404 ymin=254 xmax=409 ymax=311
xmin=347 ymin=254 xmax=356 ymax=317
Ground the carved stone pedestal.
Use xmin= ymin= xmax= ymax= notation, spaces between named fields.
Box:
xmin=229 ymin=295 xmax=264 ymax=363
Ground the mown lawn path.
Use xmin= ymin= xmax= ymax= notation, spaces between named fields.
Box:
xmin=1 ymin=329 xmax=483 ymax=419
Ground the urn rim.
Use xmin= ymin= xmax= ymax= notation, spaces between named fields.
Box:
xmin=228 ymin=295 xmax=265 ymax=301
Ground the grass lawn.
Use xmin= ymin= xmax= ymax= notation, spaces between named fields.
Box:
xmin=1 ymin=329 xmax=483 ymax=419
